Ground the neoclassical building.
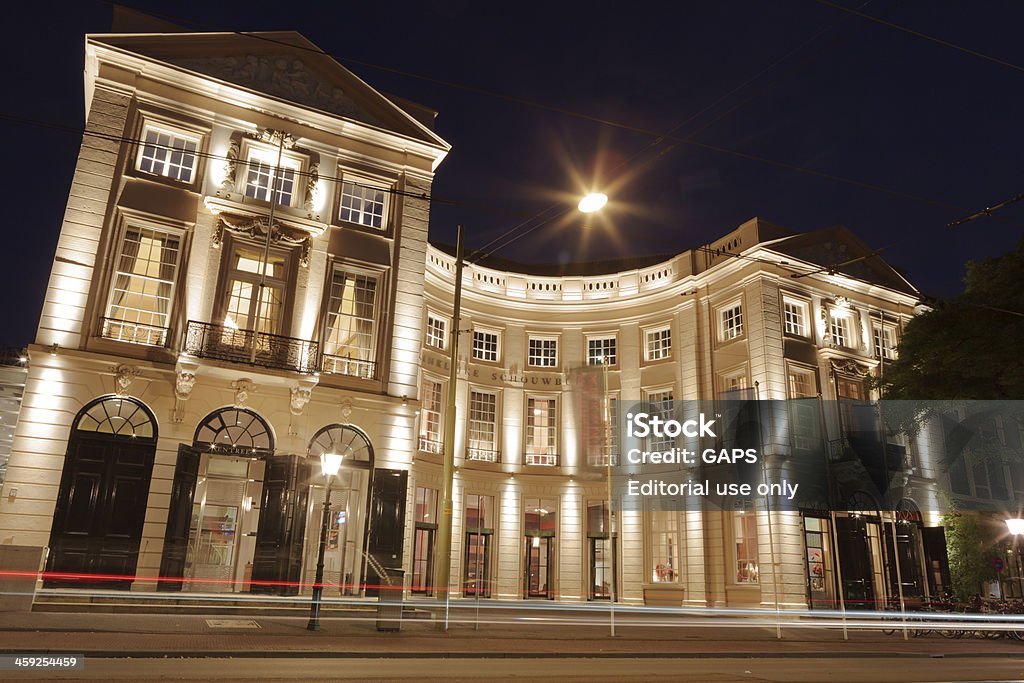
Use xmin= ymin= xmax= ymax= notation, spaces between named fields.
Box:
xmin=0 ymin=30 xmax=957 ymax=612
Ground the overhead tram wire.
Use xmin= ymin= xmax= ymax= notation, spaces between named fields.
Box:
xmin=947 ymin=190 xmax=1024 ymax=228
xmin=810 ymin=0 xmax=1024 ymax=76
xmin=0 ymin=112 xmax=533 ymax=221
xmin=86 ymin=1 xmax=1012 ymax=230
xmin=472 ymin=0 xmax=876 ymax=259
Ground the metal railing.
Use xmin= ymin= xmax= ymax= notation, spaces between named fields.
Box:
xmin=99 ymin=317 xmax=169 ymax=347
xmin=321 ymin=354 xmax=377 ymax=380
xmin=525 ymin=452 xmax=558 ymax=466
xmin=418 ymin=437 xmax=444 ymax=455
xmin=183 ymin=320 xmax=319 ymax=374
xmin=467 ymin=447 xmax=500 ymax=463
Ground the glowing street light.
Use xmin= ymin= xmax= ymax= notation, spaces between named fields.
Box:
xmin=578 ymin=192 xmax=608 ymax=213
xmin=1007 ymin=518 xmax=1024 ymax=536
xmin=307 ymin=451 xmax=344 ymax=631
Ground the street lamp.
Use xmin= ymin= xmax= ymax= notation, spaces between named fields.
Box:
xmin=307 ymin=451 xmax=344 ymax=631
xmin=1006 ymin=518 xmax=1024 ymax=537
xmin=578 ymin=192 xmax=608 ymax=213
xmin=435 ymin=192 xmax=610 ymax=629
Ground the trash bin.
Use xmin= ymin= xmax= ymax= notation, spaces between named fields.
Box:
xmin=376 ymin=568 xmax=405 ymax=632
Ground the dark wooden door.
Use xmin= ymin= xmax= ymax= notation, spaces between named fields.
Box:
xmin=364 ymin=468 xmax=408 ymax=596
xmin=157 ymin=445 xmax=202 ymax=591
xmin=250 ymin=455 xmax=311 ymax=596
xmin=46 ymin=435 xmax=155 ymax=589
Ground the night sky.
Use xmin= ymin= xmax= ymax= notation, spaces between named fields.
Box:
xmin=3 ymin=1 xmax=1023 ymax=346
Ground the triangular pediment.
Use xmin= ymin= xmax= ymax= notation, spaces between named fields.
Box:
xmin=89 ymin=32 xmax=445 ymax=148
xmin=768 ymin=226 xmax=918 ymax=296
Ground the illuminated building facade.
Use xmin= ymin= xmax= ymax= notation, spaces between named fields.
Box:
xmin=0 ymin=30 xmax=956 ymax=611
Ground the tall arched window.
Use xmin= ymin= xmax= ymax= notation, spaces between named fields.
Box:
xmin=46 ymin=396 xmax=158 ymax=589
xmin=194 ymin=407 xmax=274 ymax=452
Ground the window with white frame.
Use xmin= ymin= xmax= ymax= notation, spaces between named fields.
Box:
xmin=419 ymin=378 xmax=444 ymax=454
xmin=645 ymin=326 xmax=672 ymax=361
xmin=872 ymin=324 xmax=897 ymax=360
xmin=829 ymin=310 xmax=854 ymax=348
xmin=468 ymin=390 xmax=498 ymax=461
xmin=718 ymin=367 xmax=749 ymax=399
xmin=103 ymin=225 xmax=182 ymax=346
xmin=648 ymin=508 xmax=680 ymax=583
xmin=783 ymin=297 xmax=808 ymax=337
xmin=137 ymin=124 xmax=199 ymax=183
xmin=787 ymin=365 xmax=818 ymax=450
xmin=719 ymin=301 xmax=744 ymax=341
xmin=526 ymin=397 xmax=558 ymax=466
xmin=426 ymin=313 xmax=447 ymax=350
xmin=587 ymin=336 xmax=617 ymax=366
xmin=339 ymin=178 xmax=388 ymax=229
xmin=244 ymin=146 xmax=301 ymax=206
xmin=322 ymin=268 xmax=379 ymax=379
xmin=645 ymin=389 xmax=675 ymax=452
xmin=734 ymin=505 xmax=759 ymax=584
xmin=472 ymin=328 xmax=500 ymax=362
xmin=528 ymin=337 xmax=558 ymax=368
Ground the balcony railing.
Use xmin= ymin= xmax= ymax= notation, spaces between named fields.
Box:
xmin=321 ymin=354 xmax=377 ymax=380
xmin=525 ymin=452 xmax=558 ymax=466
xmin=418 ymin=437 xmax=444 ymax=455
xmin=183 ymin=320 xmax=319 ymax=374
xmin=100 ymin=317 xmax=169 ymax=347
xmin=467 ymin=447 xmax=500 ymax=463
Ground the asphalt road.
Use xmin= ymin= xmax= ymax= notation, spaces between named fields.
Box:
xmin=3 ymin=655 xmax=1024 ymax=682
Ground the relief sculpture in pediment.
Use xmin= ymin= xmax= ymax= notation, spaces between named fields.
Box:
xmin=170 ymin=55 xmax=383 ymax=126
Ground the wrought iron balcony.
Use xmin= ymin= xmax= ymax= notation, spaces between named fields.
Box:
xmin=467 ymin=447 xmax=500 ymax=463
xmin=183 ymin=320 xmax=318 ymax=374
xmin=321 ymin=354 xmax=377 ymax=380
xmin=100 ymin=317 xmax=169 ymax=347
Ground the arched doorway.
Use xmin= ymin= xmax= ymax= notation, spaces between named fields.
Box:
xmin=835 ymin=491 xmax=885 ymax=610
xmin=302 ymin=424 xmax=374 ymax=596
xmin=46 ymin=396 xmax=158 ymax=589
xmin=159 ymin=407 xmax=285 ymax=593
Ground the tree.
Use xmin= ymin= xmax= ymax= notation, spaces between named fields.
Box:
xmin=879 ymin=238 xmax=1024 ymax=401
xmin=942 ymin=512 xmax=1004 ymax=602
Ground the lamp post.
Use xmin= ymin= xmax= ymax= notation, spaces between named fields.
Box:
xmin=307 ymin=451 xmax=344 ymax=631
xmin=434 ymin=194 xmax=608 ymax=629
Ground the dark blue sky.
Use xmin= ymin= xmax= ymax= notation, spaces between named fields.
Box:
xmin=3 ymin=1 xmax=1022 ymax=345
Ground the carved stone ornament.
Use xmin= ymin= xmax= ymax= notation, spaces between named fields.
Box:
xmin=339 ymin=398 xmax=354 ymax=420
xmin=175 ymin=370 xmax=197 ymax=401
xmin=830 ymin=358 xmax=867 ymax=377
xmin=303 ymin=162 xmax=320 ymax=218
xmin=290 ymin=385 xmax=313 ymax=416
xmin=218 ymin=137 xmax=240 ymax=195
xmin=114 ymin=365 xmax=140 ymax=396
xmin=233 ymin=378 xmax=255 ymax=407
xmin=213 ymin=214 xmax=312 ymax=266
xmin=166 ymin=55 xmax=383 ymax=127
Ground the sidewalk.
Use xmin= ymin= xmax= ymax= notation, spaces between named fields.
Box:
xmin=0 ymin=610 xmax=1021 ymax=659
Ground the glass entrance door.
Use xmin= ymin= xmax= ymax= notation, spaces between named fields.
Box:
xmin=412 ymin=526 xmax=436 ymax=595
xmin=524 ymin=536 xmax=554 ymax=599
xmin=464 ymin=531 xmax=491 ymax=597
xmin=184 ymin=455 xmax=264 ymax=592
xmin=590 ymin=537 xmax=615 ymax=600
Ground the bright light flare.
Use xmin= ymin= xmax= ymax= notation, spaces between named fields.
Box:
xmin=578 ymin=192 xmax=608 ymax=213
xmin=321 ymin=452 xmax=343 ymax=477
xmin=1007 ymin=517 xmax=1024 ymax=535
